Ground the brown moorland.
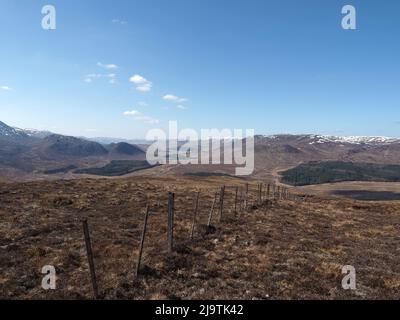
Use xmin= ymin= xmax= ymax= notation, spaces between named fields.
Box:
xmin=1 ymin=176 xmax=400 ymax=300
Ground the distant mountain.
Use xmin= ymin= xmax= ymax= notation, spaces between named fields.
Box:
xmin=39 ymin=134 xmax=109 ymax=157
xmin=89 ymin=137 xmax=151 ymax=145
xmin=2 ymin=119 xmax=400 ymax=181
xmin=257 ymin=134 xmax=400 ymax=146
xmin=0 ymin=121 xmax=30 ymax=141
xmin=0 ymin=121 xmax=53 ymax=143
xmin=18 ymin=128 xmax=53 ymax=139
xmin=107 ymin=142 xmax=145 ymax=156
xmin=164 ymin=134 xmax=400 ymax=180
xmin=0 ymin=120 xmax=149 ymax=179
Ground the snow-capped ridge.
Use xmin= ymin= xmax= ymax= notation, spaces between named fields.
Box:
xmin=308 ymin=135 xmax=400 ymax=145
xmin=255 ymin=134 xmax=400 ymax=145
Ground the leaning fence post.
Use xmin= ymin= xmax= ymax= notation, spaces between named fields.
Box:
xmin=263 ymin=183 xmax=267 ymax=202
xmin=234 ymin=187 xmax=238 ymax=214
xmin=208 ymin=192 xmax=218 ymax=227
xmin=190 ymin=192 xmax=200 ymax=239
xmin=135 ymin=205 xmax=150 ymax=278
xmin=167 ymin=192 xmax=175 ymax=253
xmin=219 ymin=186 xmax=225 ymax=222
xmin=244 ymin=183 xmax=249 ymax=209
xmin=82 ymin=219 xmax=99 ymax=300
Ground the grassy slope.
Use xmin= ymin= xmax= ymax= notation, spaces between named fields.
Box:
xmin=1 ymin=176 xmax=400 ymax=299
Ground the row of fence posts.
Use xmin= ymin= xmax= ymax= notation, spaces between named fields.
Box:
xmin=81 ymin=182 xmax=303 ymax=299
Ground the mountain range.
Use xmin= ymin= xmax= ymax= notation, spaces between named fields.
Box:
xmin=1 ymin=120 xmax=400 ymax=181
xmin=0 ymin=121 xmax=147 ymax=180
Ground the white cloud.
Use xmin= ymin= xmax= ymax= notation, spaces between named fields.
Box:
xmin=84 ymin=73 xmax=117 ymax=84
xmin=163 ymin=94 xmax=187 ymax=103
xmin=84 ymin=74 xmax=101 ymax=82
xmin=97 ymin=62 xmax=119 ymax=69
xmin=177 ymin=105 xmax=187 ymax=110
xmin=138 ymin=101 xmax=148 ymax=107
xmin=112 ymin=19 xmax=128 ymax=25
xmin=107 ymin=74 xmax=116 ymax=84
xmin=0 ymin=86 xmax=12 ymax=91
xmin=123 ymin=110 xmax=159 ymax=124
xmin=86 ymin=73 xmax=102 ymax=78
xmin=129 ymin=74 xmax=152 ymax=92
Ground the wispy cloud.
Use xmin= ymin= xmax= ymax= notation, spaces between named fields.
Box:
xmin=97 ymin=62 xmax=119 ymax=70
xmin=138 ymin=101 xmax=148 ymax=107
xmin=84 ymin=73 xmax=116 ymax=84
xmin=177 ymin=105 xmax=187 ymax=110
xmin=0 ymin=86 xmax=12 ymax=91
xmin=112 ymin=19 xmax=128 ymax=25
xmin=129 ymin=75 xmax=152 ymax=92
xmin=123 ymin=110 xmax=159 ymax=124
xmin=163 ymin=94 xmax=187 ymax=103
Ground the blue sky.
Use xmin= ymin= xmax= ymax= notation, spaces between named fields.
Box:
xmin=0 ymin=0 xmax=399 ymax=138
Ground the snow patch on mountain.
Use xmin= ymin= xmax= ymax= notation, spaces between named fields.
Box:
xmin=308 ymin=135 xmax=400 ymax=145
xmin=256 ymin=134 xmax=400 ymax=145
xmin=0 ymin=121 xmax=28 ymax=138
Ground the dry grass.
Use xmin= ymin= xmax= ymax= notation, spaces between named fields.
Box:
xmin=1 ymin=176 xmax=400 ymax=300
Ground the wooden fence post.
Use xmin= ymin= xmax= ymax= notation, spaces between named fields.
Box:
xmin=258 ymin=183 xmax=262 ymax=205
xmin=234 ymin=186 xmax=238 ymax=214
xmin=82 ymin=219 xmax=99 ymax=300
xmin=208 ymin=192 xmax=218 ymax=227
xmin=190 ymin=192 xmax=200 ymax=239
xmin=244 ymin=183 xmax=249 ymax=209
xmin=219 ymin=186 xmax=225 ymax=222
xmin=267 ymin=184 xmax=270 ymax=199
xmin=135 ymin=205 xmax=150 ymax=278
xmin=167 ymin=192 xmax=175 ymax=253
xmin=263 ymin=183 xmax=267 ymax=202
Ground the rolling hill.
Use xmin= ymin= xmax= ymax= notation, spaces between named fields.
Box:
xmin=0 ymin=120 xmax=148 ymax=180
xmin=2 ymin=120 xmax=400 ymax=181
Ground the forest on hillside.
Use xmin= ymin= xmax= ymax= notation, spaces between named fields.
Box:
xmin=281 ymin=161 xmax=400 ymax=186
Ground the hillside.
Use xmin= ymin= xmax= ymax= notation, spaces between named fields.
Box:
xmin=2 ymin=120 xmax=400 ymax=183
xmin=107 ymin=142 xmax=146 ymax=157
xmin=0 ymin=121 xmax=147 ymax=180
xmin=1 ymin=176 xmax=400 ymax=299
xmin=74 ymin=160 xmax=154 ymax=176
xmin=281 ymin=161 xmax=400 ymax=186
xmin=38 ymin=135 xmax=109 ymax=158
